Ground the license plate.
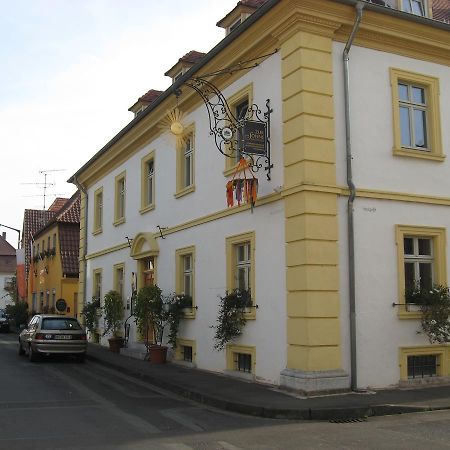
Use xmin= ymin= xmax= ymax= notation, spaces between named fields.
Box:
xmin=54 ymin=335 xmax=72 ymax=340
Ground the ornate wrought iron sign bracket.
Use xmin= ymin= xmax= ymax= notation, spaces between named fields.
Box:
xmin=177 ymin=77 xmax=273 ymax=180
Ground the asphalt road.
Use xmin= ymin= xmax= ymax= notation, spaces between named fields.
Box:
xmin=0 ymin=333 xmax=281 ymax=449
xmin=2 ymin=333 xmax=450 ymax=449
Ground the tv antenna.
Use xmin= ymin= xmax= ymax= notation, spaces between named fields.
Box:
xmin=21 ymin=169 xmax=66 ymax=209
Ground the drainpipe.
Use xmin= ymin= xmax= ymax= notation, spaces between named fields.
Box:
xmin=72 ymin=177 xmax=88 ymax=320
xmin=343 ymin=0 xmax=364 ymax=392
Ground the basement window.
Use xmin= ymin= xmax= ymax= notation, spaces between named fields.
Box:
xmin=182 ymin=345 xmax=193 ymax=363
xmin=234 ymin=352 xmax=252 ymax=373
xmin=407 ymin=354 xmax=438 ymax=378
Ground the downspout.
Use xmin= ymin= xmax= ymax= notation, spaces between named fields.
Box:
xmin=343 ymin=0 xmax=364 ymax=392
xmin=72 ymin=177 xmax=88 ymax=321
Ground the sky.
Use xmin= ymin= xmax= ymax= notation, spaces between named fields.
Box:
xmin=0 ymin=0 xmax=238 ymax=248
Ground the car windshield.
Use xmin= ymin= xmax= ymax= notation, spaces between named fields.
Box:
xmin=41 ymin=318 xmax=82 ymax=331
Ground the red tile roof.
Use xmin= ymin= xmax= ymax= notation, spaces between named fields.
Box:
xmin=48 ymin=197 xmax=69 ymax=212
xmin=139 ymin=89 xmax=163 ymax=104
xmin=59 ymin=224 xmax=80 ymax=276
xmin=0 ymin=235 xmax=16 ymax=256
xmin=56 ymin=192 xmax=80 ymax=223
xmin=22 ymin=209 xmax=56 ymax=277
xmin=433 ymin=0 xmax=450 ymax=22
xmin=164 ymin=51 xmax=206 ymax=76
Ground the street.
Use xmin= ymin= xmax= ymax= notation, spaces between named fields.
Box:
xmin=1 ymin=333 xmax=450 ymax=449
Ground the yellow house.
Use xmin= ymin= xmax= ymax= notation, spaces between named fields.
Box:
xmin=28 ymin=192 xmax=81 ymax=318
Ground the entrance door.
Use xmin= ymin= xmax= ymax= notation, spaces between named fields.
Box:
xmin=140 ymin=256 xmax=155 ymax=343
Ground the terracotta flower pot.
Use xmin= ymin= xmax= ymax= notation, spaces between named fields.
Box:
xmin=108 ymin=337 xmax=123 ymax=353
xmin=149 ymin=344 xmax=168 ymax=364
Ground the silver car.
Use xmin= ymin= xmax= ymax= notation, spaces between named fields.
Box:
xmin=19 ymin=315 xmax=87 ymax=362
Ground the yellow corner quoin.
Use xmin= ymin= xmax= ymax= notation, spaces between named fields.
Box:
xmin=280 ymin=25 xmax=342 ymax=373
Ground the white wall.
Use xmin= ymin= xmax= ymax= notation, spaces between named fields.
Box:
xmin=84 ymin=52 xmax=286 ymax=384
xmin=334 ymin=43 xmax=450 ymax=388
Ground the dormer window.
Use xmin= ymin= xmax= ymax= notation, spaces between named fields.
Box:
xmin=229 ymin=18 xmax=242 ymax=33
xmin=402 ymin=0 xmax=427 ymax=17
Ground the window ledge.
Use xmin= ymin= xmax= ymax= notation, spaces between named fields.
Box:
xmin=92 ymin=228 xmax=103 ymax=236
xmin=393 ymin=148 xmax=445 ymax=162
xmin=243 ymin=308 xmax=256 ymax=320
xmin=397 ymin=308 xmax=422 ymax=320
xmin=139 ymin=204 xmax=155 ymax=215
xmin=182 ymin=309 xmax=196 ymax=320
xmin=175 ymin=185 xmax=195 ymax=199
xmin=113 ymin=218 xmax=126 ymax=227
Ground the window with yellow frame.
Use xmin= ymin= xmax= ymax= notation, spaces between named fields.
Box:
xmin=395 ymin=225 xmax=447 ymax=318
xmin=224 ymin=84 xmax=253 ymax=176
xmin=114 ymin=171 xmax=126 ymax=225
xmin=113 ymin=263 xmax=125 ymax=301
xmin=140 ymin=152 xmax=155 ymax=214
xmin=175 ymin=246 xmax=195 ymax=318
xmin=175 ymin=125 xmax=195 ymax=198
xmin=226 ymin=231 xmax=256 ymax=318
xmin=226 ymin=344 xmax=256 ymax=375
xmin=390 ymin=68 xmax=443 ymax=161
xmin=92 ymin=268 xmax=103 ymax=304
xmin=93 ymin=187 xmax=103 ymax=234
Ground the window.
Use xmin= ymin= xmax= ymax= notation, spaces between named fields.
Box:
xmin=390 ymin=68 xmax=443 ymax=161
xmin=140 ymin=152 xmax=155 ymax=213
xmin=174 ymin=339 xmax=196 ymax=364
xmin=175 ymin=126 xmax=195 ymax=198
xmin=224 ymin=85 xmax=253 ymax=175
xmin=47 ymin=236 xmax=51 ymax=251
xmin=175 ymin=246 xmax=195 ymax=317
xmin=401 ymin=0 xmax=427 ymax=16
xmin=93 ymin=187 xmax=103 ymax=233
xmin=403 ymin=236 xmax=433 ymax=295
xmin=226 ymin=344 xmax=255 ymax=375
xmin=226 ymin=232 xmax=255 ymax=316
xmin=182 ymin=345 xmax=193 ymax=362
xmin=408 ymin=354 xmax=438 ymax=378
xmin=114 ymin=172 xmax=126 ymax=225
xmin=93 ymin=269 xmax=102 ymax=304
xmin=53 ymin=233 xmax=56 ymax=250
xmin=396 ymin=225 xmax=447 ymax=316
xmin=114 ymin=263 xmax=125 ymax=301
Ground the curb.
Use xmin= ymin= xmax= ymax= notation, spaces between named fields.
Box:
xmin=85 ymin=353 xmax=450 ymax=421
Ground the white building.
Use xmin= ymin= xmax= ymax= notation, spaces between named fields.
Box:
xmin=0 ymin=232 xmax=16 ymax=309
xmin=70 ymin=0 xmax=450 ymax=393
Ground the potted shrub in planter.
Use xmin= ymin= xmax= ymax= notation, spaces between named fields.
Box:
xmin=166 ymin=294 xmax=192 ymax=349
xmin=82 ymin=297 xmax=101 ymax=342
xmin=102 ymin=290 xmax=124 ymax=353
xmin=134 ymin=285 xmax=168 ymax=363
xmin=211 ymin=289 xmax=251 ymax=351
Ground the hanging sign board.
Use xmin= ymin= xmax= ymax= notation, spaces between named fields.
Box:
xmin=243 ymin=121 xmax=266 ymax=156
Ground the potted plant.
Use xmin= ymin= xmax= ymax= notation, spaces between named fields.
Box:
xmin=102 ymin=290 xmax=124 ymax=353
xmin=407 ymin=284 xmax=450 ymax=344
xmin=166 ymin=294 xmax=192 ymax=349
xmin=134 ymin=285 xmax=168 ymax=363
xmin=211 ymin=289 xmax=251 ymax=351
xmin=82 ymin=297 xmax=100 ymax=341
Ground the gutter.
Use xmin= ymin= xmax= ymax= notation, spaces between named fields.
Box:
xmin=72 ymin=176 xmax=88 ymax=321
xmin=343 ymin=0 xmax=364 ymax=392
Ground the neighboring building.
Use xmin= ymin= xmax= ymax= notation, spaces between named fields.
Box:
xmin=0 ymin=233 xmax=16 ymax=309
xmin=69 ymin=0 xmax=450 ymax=393
xmin=27 ymin=193 xmax=80 ymax=317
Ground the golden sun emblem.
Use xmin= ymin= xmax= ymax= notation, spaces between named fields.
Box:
xmin=159 ymin=107 xmax=188 ymax=150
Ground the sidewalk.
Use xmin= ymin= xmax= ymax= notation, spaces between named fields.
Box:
xmin=86 ymin=343 xmax=450 ymax=421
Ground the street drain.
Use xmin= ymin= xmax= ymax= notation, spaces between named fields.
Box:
xmin=329 ymin=417 xmax=368 ymax=423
